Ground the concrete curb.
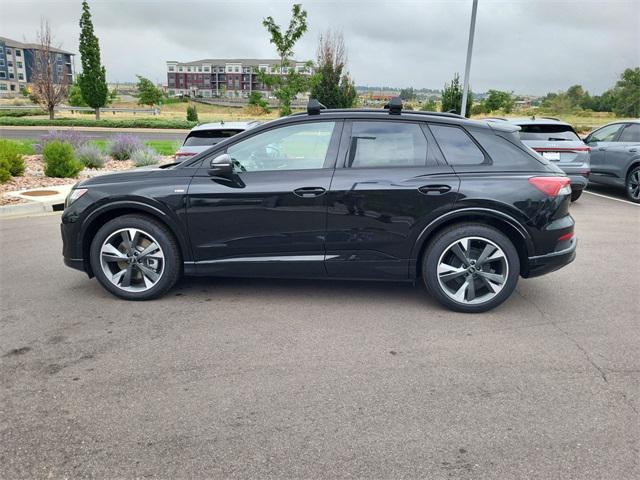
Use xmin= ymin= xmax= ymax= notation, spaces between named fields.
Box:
xmin=0 ymin=201 xmax=61 ymax=218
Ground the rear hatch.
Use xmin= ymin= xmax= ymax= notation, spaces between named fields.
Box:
xmin=517 ymin=124 xmax=590 ymax=165
xmin=175 ymin=128 xmax=244 ymax=160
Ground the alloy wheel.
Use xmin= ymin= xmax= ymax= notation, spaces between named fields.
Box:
xmin=627 ymin=169 xmax=640 ymax=200
xmin=100 ymin=228 xmax=165 ymax=292
xmin=437 ymin=236 xmax=509 ymax=305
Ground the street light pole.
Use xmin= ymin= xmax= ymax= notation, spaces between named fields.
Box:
xmin=460 ymin=0 xmax=478 ymax=117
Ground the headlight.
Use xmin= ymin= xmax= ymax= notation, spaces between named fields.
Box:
xmin=66 ymin=188 xmax=88 ymax=207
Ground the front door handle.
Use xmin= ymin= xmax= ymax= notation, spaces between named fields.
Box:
xmin=419 ymin=184 xmax=452 ymax=195
xmin=293 ymin=186 xmax=327 ymax=198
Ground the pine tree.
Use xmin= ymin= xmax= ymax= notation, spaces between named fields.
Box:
xmin=78 ymin=0 xmax=108 ymax=119
xmin=441 ymin=73 xmax=472 ymax=118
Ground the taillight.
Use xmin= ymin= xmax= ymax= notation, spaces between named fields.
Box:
xmin=528 ymin=176 xmax=572 ymax=197
xmin=175 ymin=152 xmax=195 ymax=158
xmin=558 ymin=232 xmax=574 ymax=242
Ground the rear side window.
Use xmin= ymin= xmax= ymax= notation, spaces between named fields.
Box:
xmin=470 ymin=128 xmax=542 ymax=169
xmin=430 ymin=124 xmax=485 ymax=165
xmin=619 ymin=124 xmax=640 ymax=142
xmin=517 ymin=124 xmax=580 ymax=141
xmin=183 ymin=129 xmax=243 ymax=146
xmin=346 ymin=121 xmax=430 ymax=168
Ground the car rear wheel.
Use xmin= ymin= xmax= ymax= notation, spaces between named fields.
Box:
xmin=570 ymin=189 xmax=582 ymax=202
xmin=625 ymin=166 xmax=640 ymax=203
xmin=422 ymin=224 xmax=520 ymax=313
xmin=89 ymin=214 xmax=181 ymax=300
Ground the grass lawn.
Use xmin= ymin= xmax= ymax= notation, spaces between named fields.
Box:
xmin=10 ymin=138 xmax=181 ymax=156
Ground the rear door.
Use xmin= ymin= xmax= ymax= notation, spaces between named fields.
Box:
xmin=325 ymin=119 xmax=459 ymax=279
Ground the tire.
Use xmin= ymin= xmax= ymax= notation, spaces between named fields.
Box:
xmin=422 ymin=223 xmax=520 ymax=313
xmin=625 ymin=166 xmax=640 ymax=203
xmin=89 ymin=214 xmax=181 ymax=300
xmin=570 ymin=189 xmax=582 ymax=202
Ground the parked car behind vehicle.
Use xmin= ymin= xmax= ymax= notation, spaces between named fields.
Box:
xmin=61 ymin=99 xmax=576 ymax=313
xmin=175 ymin=121 xmax=260 ymax=161
xmin=486 ymin=117 xmax=590 ymax=201
xmin=584 ymin=120 xmax=640 ymax=202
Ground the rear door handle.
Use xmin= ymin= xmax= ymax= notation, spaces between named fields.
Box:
xmin=293 ymin=186 xmax=327 ymax=198
xmin=419 ymin=184 xmax=452 ymax=195
xmin=629 ymin=148 xmax=638 ymax=153
xmin=598 ymin=147 xmax=607 ymax=151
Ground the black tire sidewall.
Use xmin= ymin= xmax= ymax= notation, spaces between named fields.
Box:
xmin=423 ymin=224 xmax=520 ymax=313
xmin=89 ymin=215 xmax=181 ymax=300
xmin=626 ymin=166 xmax=640 ymax=203
xmin=570 ymin=189 xmax=582 ymax=202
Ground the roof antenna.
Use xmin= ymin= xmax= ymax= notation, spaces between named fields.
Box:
xmin=307 ymin=98 xmax=326 ymax=115
xmin=384 ymin=96 xmax=403 ymax=115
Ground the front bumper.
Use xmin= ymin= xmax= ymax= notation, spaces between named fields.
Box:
xmin=525 ymin=237 xmax=577 ymax=278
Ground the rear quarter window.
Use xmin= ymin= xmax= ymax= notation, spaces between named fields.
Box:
xmin=429 ymin=124 xmax=486 ymax=165
xmin=470 ymin=128 xmax=546 ymax=169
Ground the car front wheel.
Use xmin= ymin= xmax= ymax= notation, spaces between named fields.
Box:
xmin=422 ymin=224 xmax=520 ymax=313
xmin=89 ymin=214 xmax=181 ymax=300
xmin=626 ymin=166 xmax=640 ymax=203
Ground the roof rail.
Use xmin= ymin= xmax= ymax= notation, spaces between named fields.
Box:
xmin=482 ymin=116 xmax=508 ymax=122
xmin=539 ymin=116 xmax=561 ymax=121
xmin=307 ymin=98 xmax=326 ymax=115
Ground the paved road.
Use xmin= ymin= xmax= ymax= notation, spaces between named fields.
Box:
xmin=0 ymin=126 xmax=188 ymax=142
xmin=1 ymin=194 xmax=638 ymax=479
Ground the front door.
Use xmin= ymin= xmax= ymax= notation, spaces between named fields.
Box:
xmin=325 ymin=120 xmax=459 ymax=279
xmin=187 ymin=120 xmax=341 ymax=277
xmin=586 ymin=123 xmax=625 ymax=178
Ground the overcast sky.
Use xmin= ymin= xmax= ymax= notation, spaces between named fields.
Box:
xmin=1 ymin=0 xmax=638 ymax=95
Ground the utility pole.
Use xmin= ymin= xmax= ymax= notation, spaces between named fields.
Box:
xmin=460 ymin=0 xmax=478 ymax=117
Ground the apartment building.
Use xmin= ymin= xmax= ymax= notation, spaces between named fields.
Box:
xmin=0 ymin=36 xmax=74 ymax=96
xmin=166 ymin=59 xmax=312 ymax=98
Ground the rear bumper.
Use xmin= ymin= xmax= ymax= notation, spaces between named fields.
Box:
xmin=525 ymin=237 xmax=577 ymax=278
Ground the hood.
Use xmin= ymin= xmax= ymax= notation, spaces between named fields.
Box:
xmin=78 ymin=169 xmax=157 ymax=187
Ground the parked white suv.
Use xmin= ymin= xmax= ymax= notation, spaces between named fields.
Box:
xmin=175 ymin=121 xmax=260 ymax=161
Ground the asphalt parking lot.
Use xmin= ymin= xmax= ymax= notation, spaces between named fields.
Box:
xmin=1 ymin=191 xmax=638 ymax=479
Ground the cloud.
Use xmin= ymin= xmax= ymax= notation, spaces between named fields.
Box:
xmin=0 ymin=0 xmax=638 ymax=94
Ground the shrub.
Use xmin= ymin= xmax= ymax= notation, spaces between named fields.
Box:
xmin=0 ymin=139 xmax=26 ymax=176
xmin=186 ymin=104 xmax=198 ymax=122
xmin=0 ymin=117 xmax=198 ymax=129
xmin=76 ymin=144 xmax=105 ymax=169
xmin=43 ymin=141 xmax=83 ymax=178
xmin=0 ymin=159 xmax=11 ymax=183
xmin=37 ymin=130 xmax=87 ymax=152
xmin=109 ymin=135 xmax=144 ymax=160
xmin=131 ymin=148 xmax=160 ymax=167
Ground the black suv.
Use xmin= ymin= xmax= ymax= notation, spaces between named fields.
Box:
xmin=61 ymin=99 xmax=577 ymax=313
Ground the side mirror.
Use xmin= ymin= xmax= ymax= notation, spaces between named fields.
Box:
xmin=208 ymin=153 xmax=234 ymax=176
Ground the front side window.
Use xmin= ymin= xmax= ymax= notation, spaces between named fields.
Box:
xmin=346 ymin=121 xmax=429 ymax=168
xmin=227 ymin=122 xmax=336 ymax=172
xmin=588 ymin=124 xmax=624 ymax=142
xmin=618 ymin=124 xmax=640 ymax=143
xmin=430 ymin=124 xmax=486 ymax=165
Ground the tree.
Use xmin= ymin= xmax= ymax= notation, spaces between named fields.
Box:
xmin=260 ymin=4 xmax=310 ymax=115
xmin=310 ymin=30 xmax=357 ymax=108
xmin=612 ymin=67 xmax=640 ymax=117
xmin=30 ymin=20 xmax=70 ymax=120
xmin=420 ymin=98 xmax=437 ymax=111
xmin=136 ymin=75 xmax=163 ymax=106
xmin=399 ymin=87 xmax=417 ymax=101
xmin=68 ymin=78 xmax=87 ymax=107
xmin=78 ymin=0 xmax=108 ymax=119
xmin=441 ymin=73 xmax=472 ymax=117
xmin=248 ymin=91 xmax=269 ymax=110
xmin=483 ymin=89 xmax=514 ymax=113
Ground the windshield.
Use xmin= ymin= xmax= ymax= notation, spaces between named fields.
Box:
xmin=183 ymin=129 xmax=244 ymax=146
xmin=517 ymin=124 xmax=580 ymax=141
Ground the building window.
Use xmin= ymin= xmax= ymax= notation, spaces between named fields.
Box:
xmin=168 ymin=66 xmax=174 ymax=72
xmin=9 ymin=73 xmax=14 ymax=79
xmin=178 ymin=67 xmax=183 ymax=72
xmin=234 ymin=66 xmax=240 ymax=72
xmin=18 ymin=73 xmax=24 ymax=81
xmin=15 ymin=49 xmax=21 ymax=57
xmin=0 ymin=82 xmax=7 ymax=89
xmin=7 ymin=61 xmax=12 ymax=67
xmin=203 ymin=66 xmax=209 ymax=72
xmin=16 ymin=61 xmax=22 ymax=68
xmin=6 ymin=48 xmax=12 ymax=55
xmin=0 ymin=72 xmax=6 ymax=79
xmin=0 ymin=59 xmax=4 ymax=67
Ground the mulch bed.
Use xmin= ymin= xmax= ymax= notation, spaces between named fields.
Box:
xmin=1 ymin=155 xmax=175 ymax=206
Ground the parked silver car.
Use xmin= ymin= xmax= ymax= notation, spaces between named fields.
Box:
xmin=487 ymin=117 xmax=590 ymax=201
xmin=175 ymin=121 xmax=260 ymax=161
xmin=584 ymin=120 xmax=640 ymax=202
